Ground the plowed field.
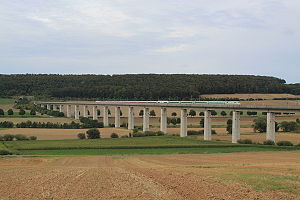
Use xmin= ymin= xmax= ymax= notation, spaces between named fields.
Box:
xmin=1 ymin=152 xmax=300 ymax=199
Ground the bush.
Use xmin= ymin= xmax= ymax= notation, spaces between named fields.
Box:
xmin=77 ymin=133 xmax=86 ymax=139
xmin=0 ymin=121 xmax=14 ymax=128
xmin=277 ymin=141 xmax=293 ymax=146
xmin=237 ymin=139 xmax=253 ymax=144
xmin=280 ymin=121 xmax=298 ymax=132
xmin=226 ymin=119 xmax=232 ymax=134
xmin=0 ymin=109 xmax=4 ymax=115
xmin=3 ymin=134 xmax=14 ymax=141
xmin=19 ymin=109 xmax=26 ymax=115
xmin=150 ymin=110 xmax=156 ymax=116
xmin=220 ymin=111 xmax=227 ymax=116
xmin=30 ymin=110 xmax=36 ymax=115
xmin=189 ymin=109 xmax=196 ymax=117
xmin=144 ymin=131 xmax=157 ymax=136
xmin=199 ymin=119 xmax=204 ymax=128
xmin=15 ymin=134 xmax=28 ymax=141
xmin=187 ymin=130 xmax=203 ymax=135
xmin=263 ymin=140 xmax=275 ymax=145
xmin=253 ymin=117 xmax=267 ymax=133
xmin=86 ymin=128 xmax=100 ymax=139
xmin=110 ymin=133 xmax=119 ymax=138
xmin=7 ymin=109 xmax=13 ymax=115
xmin=132 ymin=132 xmax=145 ymax=137
xmin=0 ymin=150 xmax=11 ymax=155
xmin=0 ymin=135 xmax=3 ymax=141
xmin=29 ymin=136 xmax=37 ymax=140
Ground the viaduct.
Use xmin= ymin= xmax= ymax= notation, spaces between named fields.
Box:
xmin=37 ymin=101 xmax=300 ymax=143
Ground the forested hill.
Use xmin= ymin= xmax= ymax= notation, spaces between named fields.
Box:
xmin=0 ymin=74 xmax=289 ymax=100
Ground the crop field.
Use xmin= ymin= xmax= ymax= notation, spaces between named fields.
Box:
xmin=2 ymin=136 xmax=300 ymax=156
xmin=0 ymin=151 xmax=300 ymax=199
xmin=0 ymin=98 xmax=15 ymax=104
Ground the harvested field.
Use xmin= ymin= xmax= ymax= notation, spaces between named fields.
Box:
xmin=201 ymin=93 xmax=300 ymax=99
xmin=0 ymin=152 xmax=300 ymax=199
xmin=0 ymin=117 xmax=75 ymax=124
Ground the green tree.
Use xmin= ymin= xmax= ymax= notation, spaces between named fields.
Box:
xmin=189 ymin=109 xmax=196 ymax=117
xmin=170 ymin=118 xmax=177 ymax=126
xmin=211 ymin=110 xmax=217 ymax=116
xmin=19 ymin=109 xmax=25 ymax=115
xmin=77 ymin=133 xmax=86 ymax=139
xmin=30 ymin=110 xmax=36 ymax=115
xmin=0 ymin=109 xmax=4 ymax=115
xmin=253 ymin=117 xmax=279 ymax=133
xmin=200 ymin=119 xmax=204 ymax=128
xmin=220 ymin=111 xmax=227 ymax=116
xmin=171 ymin=112 xmax=177 ymax=116
xmin=86 ymin=128 xmax=100 ymax=139
xmin=7 ymin=109 xmax=13 ymax=115
xmin=150 ymin=110 xmax=156 ymax=116
xmin=139 ymin=110 xmax=144 ymax=116
xmin=226 ymin=119 xmax=232 ymax=134
xmin=280 ymin=121 xmax=298 ymax=132
xmin=199 ymin=112 xmax=204 ymax=116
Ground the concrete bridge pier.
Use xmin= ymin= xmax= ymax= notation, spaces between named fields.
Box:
xmin=128 ymin=107 xmax=134 ymax=130
xmin=232 ymin=111 xmax=241 ymax=143
xmin=75 ymin=105 xmax=80 ymax=120
xmin=47 ymin=104 xmax=51 ymax=110
xmin=92 ymin=106 xmax=98 ymax=120
xmin=160 ymin=107 xmax=167 ymax=134
xmin=103 ymin=106 xmax=109 ymax=127
xmin=59 ymin=105 xmax=63 ymax=113
xmin=67 ymin=105 xmax=71 ymax=118
xmin=143 ymin=107 xmax=150 ymax=131
xmin=267 ymin=112 xmax=276 ymax=142
xmin=180 ymin=108 xmax=187 ymax=137
xmin=83 ymin=105 xmax=88 ymax=118
xmin=204 ymin=110 xmax=212 ymax=140
xmin=115 ymin=106 xmax=121 ymax=128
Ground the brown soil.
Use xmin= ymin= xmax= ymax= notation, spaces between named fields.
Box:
xmin=0 ymin=128 xmax=131 ymax=140
xmin=201 ymin=93 xmax=300 ymax=100
xmin=0 ymin=117 xmax=75 ymax=124
xmin=0 ymin=152 xmax=299 ymax=200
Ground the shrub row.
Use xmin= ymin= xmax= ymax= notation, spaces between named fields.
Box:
xmin=238 ymin=139 xmax=296 ymax=146
xmin=2 ymin=120 xmax=104 ymax=129
xmin=0 ymin=134 xmax=37 ymax=141
xmin=132 ymin=131 xmax=164 ymax=137
xmin=187 ymin=130 xmax=217 ymax=136
xmin=0 ymin=121 xmax=14 ymax=128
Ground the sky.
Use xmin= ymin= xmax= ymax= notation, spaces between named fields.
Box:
xmin=0 ymin=0 xmax=299 ymax=83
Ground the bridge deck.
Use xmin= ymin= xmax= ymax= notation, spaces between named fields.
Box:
xmin=37 ymin=101 xmax=300 ymax=113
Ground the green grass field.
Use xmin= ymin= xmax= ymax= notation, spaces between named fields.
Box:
xmin=0 ymin=98 xmax=15 ymax=104
xmin=2 ymin=136 xmax=300 ymax=155
xmin=0 ymin=112 xmax=40 ymax=118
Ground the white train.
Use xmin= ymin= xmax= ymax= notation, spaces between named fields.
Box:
xmin=95 ymin=101 xmax=241 ymax=105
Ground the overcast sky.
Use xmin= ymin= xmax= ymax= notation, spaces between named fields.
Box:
xmin=0 ymin=0 xmax=299 ymax=83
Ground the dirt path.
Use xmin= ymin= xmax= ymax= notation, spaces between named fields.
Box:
xmin=1 ymin=152 xmax=300 ymax=199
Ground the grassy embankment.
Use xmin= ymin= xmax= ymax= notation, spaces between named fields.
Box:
xmin=2 ymin=136 xmax=300 ymax=155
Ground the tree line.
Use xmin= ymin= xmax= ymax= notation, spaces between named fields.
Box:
xmin=0 ymin=74 xmax=290 ymax=100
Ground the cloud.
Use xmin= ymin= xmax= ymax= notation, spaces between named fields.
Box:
xmin=0 ymin=0 xmax=299 ymax=83
xmin=152 ymin=44 xmax=191 ymax=53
